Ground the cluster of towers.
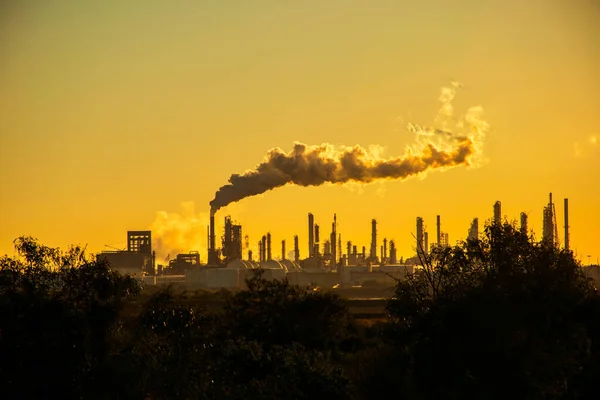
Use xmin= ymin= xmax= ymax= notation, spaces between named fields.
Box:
xmin=415 ymin=215 xmax=450 ymax=259
xmin=491 ymin=193 xmax=569 ymax=250
xmin=307 ymin=213 xmax=399 ymax=268
xmin=206 ymin=192 xmax=572 ymax=267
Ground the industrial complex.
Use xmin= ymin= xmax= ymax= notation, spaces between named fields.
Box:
xmin=97 ymin=193 xmax=599 ymax=289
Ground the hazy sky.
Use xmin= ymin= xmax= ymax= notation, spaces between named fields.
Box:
xmin=1 ymin=0 xmax=599 ymax=263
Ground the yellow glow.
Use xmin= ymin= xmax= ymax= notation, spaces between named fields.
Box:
xmin=0 ymin=1 xmax=599 ymax=263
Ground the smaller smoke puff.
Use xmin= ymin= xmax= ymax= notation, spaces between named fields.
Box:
xmin=150 ymin=202 xmax=209 ymax=259
xmin=210 ymin=82 xmax=489 ymax=213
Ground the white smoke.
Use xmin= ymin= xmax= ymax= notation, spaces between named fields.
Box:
xmin=150 ymin=202 xmax=209 ymax=260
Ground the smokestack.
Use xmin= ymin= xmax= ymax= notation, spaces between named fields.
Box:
xmin=338 ymin=233 xmax=342 ymax=265
xmin=315 ymin=224 xmax=320 ymax=244
xmin=248 ymin=250 xmax=253 ymax=261
xmin=208 ymin=211 xmax=216 ymax=264
xmin=261 ymin=235 xmax=267 ymax=262
xmin=332 ymin=214 xmax=337 ymax=266
xmin=281 ymin=240 xmax=286 ymax=260
xmin=370 ymin=219 xmax=377 ymax=259
xmin=436 ymin=215 xmax=441 ymax=246
xmin=258 ymin=240 xmax=263 ymax=262
xmin=564 ymin=198 xmax=569 ymax=250
xmin=469 ymin=218 xmax=479 ymax=240
xmin=267 ymin=233 xmax=272 ymax=261
xmin=416 ymin=217 xmax=424 ymax=259
xmin=424 ymin=232 xmax=429 ymax=256
xmin=494 ymin=201 xmax=502 ymax=225
xmin=389 ymin=240 xmax=397 ymax=264
xmin=294 ymin=235 xmax=299 ymax=261
xmin=347 ymin=241 xmax=352 ymax=259
xmin=520 ymin=212 xmax=528 ymax=235
xmin=380 ymin=245 xmax=384 ymax=264
xmin=308 ymin=213 xmax=314 ymax=258
xmin=383 ymin=238 xmax=387 ymax=263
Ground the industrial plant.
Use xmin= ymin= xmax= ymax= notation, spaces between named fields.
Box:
xmin=97 ymin=193 xmax=599 ymax=289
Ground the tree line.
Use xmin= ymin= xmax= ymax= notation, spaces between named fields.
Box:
xmin=1 ymin=222 xmax=599 ymax=399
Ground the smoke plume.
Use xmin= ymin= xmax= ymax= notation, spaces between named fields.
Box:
xmin=210 ymin=82 xmax=489 ymax=213
xmin=150 ymin=202 xmax=209 ymax=260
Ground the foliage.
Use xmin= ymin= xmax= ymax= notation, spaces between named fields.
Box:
xmin=386 ymin=222 xmax=598 ymax=399
xmin=223 ymin=269 xmax=354 ymax=351
xmin=2 ymin=230 xmax=600 ymax=399
xmin=0 ymin=236 xmax=140 ymax=399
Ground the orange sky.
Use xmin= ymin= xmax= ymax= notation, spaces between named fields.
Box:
xmin=1 ymin=1 xmax=599 ymax=264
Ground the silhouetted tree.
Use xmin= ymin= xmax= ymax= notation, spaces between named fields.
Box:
xmin=223 ymin=269 xmax=354 ymax=352
xmin=0 ymin=237 xmax=140 ymax=399
xmin=386 ymin=222 xmax=598 ymax=399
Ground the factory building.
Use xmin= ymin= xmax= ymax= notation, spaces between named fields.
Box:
xmin=104 ymin=191 xmax=579 ymax=289
xmin=97 ymin=230 xmax=155 ymax=278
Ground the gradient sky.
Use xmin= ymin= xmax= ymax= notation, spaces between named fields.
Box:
xmin=1 ymin=0 xmax=599 ymax=264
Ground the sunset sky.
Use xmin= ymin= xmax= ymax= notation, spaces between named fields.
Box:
xmin=1 ymin=1 xmax=599 ymax=264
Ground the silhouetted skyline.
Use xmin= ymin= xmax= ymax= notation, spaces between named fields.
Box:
xmin=1 ymin=1 xmax=598 ymax=262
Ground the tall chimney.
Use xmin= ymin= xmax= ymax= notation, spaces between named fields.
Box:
xmin=347 ymin=241 xmax=352 ymax=259
xmin=308 ymin=213 xmax=314 ymax=258
xmin=494 ymin=201 xmax=502 ymax=225
xmin=436 ymin=215 xmax=441 ymax=246
xmin=248 ymin=249 xmax=253 ymax=261
xmin=261 ymin=235 xmax=267 ymax=262
xmin=267 ymin=233 xmax=272 ymax=260
xmin=315 ymin=224 xmax=320 ymax=244
xmin=424 ymin=232 xmax=429 ymax=256
xmin=370 ymin=219 xmax=377 ymax=259
xmin=389 ymin=240 xmax=397 ymax=264
xmin=207 ymin=225 xmax=210 ymax=263
xmin=383 ymin=238 xmax=387 ymax=262
xmin=520 ymin=212 xmax=528 ymax=235
xmin=294 ymin=235 xmax=299 ymax=261
xmin=564 ymin=198 xmax=569 ymax=250
xmin=332 ymin=214 xmax=337 ymax=266
xmin=416 ymin=217 xmax=424 ymax=259
xmin=281 ymin=240 xmax=286 ymax=260
xmin=338 ymin=233 xmax=342 ymax=265
xmin=209 ymin=211 xmax=216 ymax=264
xmin=258 ymin=240 xmax=263 ymax=262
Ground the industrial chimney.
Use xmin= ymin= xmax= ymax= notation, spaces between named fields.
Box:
xmin=436 ymin=215 xmax=441 ymax=246
xmin=469 ymin=218 xmax=479 ymax=241
xmin=332 ymin=214 xmax=337 ymax=266
xmin=281 ymin=240 xmax=286 ymax=260
xmin=389 ymin=240 xmax=397 ymax=264
xmin=267 ymin=233 xmax=272 ymax=261
xmin=520 ymin=212 xmax=528 ymax=235
xmin=494 ymin=201 xmax=502 ymax=225
xmin=564 ymin=198 xmax=569 ymax=250
xmin=308 ymin=213 xmax=314 ymax=258
xmin=370 ymin=219 xmax=377 ymax=260
xmin=294 ymin=235 xmax=300 ymax=261
xmin=416 ymin=217 xmax=424 ymax=260
xmin=383 ymin=238 xmax=387 ymax=263
xmin=261 ymin=235 xmax=267 ymax=262
xmin=208 ymin=211 xmax=217 ymax=264
xmin=424 ymin=232 xmax=429 ymax=256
